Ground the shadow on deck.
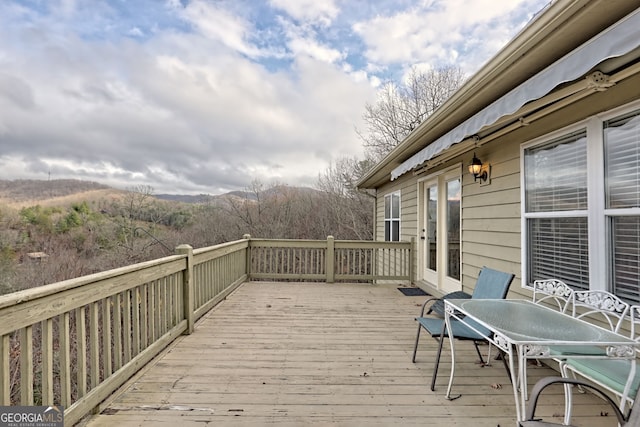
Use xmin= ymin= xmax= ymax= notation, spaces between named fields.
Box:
xmin=80 ymin=282 xmax=617 ymax=427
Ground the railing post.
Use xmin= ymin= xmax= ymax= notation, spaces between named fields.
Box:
xmin=326 ymin=236 xmax=335 ymax=284
xmin=176 ymin=244 xmax=194 ymax=335
xmin=409 ymin=237 xmax=415 ymax=284
xmin=243 ymin=234 xmax=252 ymax=278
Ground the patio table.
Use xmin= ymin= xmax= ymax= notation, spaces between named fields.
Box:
xmin=443 ymin=299 xmax=638 ymax=424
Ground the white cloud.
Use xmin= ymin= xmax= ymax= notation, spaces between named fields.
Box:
xmin=287 ymin=37 xmax=344 ymax=63
xmin=128 ymin=27 xmax=144 ymax=37
xmin=179 ymin=0 xmax=262 ymax=58
xmin=354 ymin=0 xmax=544 ymax=72
xmin=269 ymin=0 xmax=339 ymax=26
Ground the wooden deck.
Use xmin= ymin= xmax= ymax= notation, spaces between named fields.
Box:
xmin=81 ymin=282 xmax=617 ymax=426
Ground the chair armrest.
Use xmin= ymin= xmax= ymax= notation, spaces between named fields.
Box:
xmin=417 ymin=297 xmax=440 ymax=317
xmin=430 ymin=291 xmax=472 ymax=317
xmin=524 ymin=376 xmax=626 ymax=424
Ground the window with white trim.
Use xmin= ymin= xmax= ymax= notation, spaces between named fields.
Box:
xmin=384 ymin=192 xmax=400 ymax=242
xmin=604 ymin=111 xmax=640 ymax=303
xmin=523 ymin=106 xmax=640 ymax=304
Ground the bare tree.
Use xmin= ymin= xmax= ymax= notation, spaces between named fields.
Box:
xmin=316 ymin=156 xmax=375 ymax=240
xmin=105 ymin=185 xmax=173 ymax=262
xmin=359 ymin=65 xmax=465 ymax=160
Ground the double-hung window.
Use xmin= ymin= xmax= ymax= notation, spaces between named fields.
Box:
xmin=604 ymin=111 xmax=640 ymax=303
xmin=523 ymin=130 xmax=589 ymax=290
xmin=523 ymin=105 xmax=640 ymax=304
xmin=384 ymin=192 xmax=400 ymax=241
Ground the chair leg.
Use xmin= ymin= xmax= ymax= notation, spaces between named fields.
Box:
xmin=560 ymin=362 xmax=573 ymax=426
xmin=498 ymin=350 xmax=513 ymax=384
xmin=472 ymin=341 xmax=486 ymax=365
xmin=412 ymin=323 xmax=422 ymax=363
xmin=430 ymin=332 xmax=446 ymax=391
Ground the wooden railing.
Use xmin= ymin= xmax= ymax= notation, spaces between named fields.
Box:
xmin=0 ymin=236 xmax=412 ymax=425
xmin=247 ymin=236 xmax=413 ymax=282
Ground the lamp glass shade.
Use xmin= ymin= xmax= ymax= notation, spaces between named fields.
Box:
xmin=469 ymin=155 xmax=483 ymax=176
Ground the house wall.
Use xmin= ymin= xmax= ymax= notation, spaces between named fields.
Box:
xmin=374 ymin=70 xmax=640 ymax=299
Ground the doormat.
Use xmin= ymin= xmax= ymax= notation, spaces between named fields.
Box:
xmin=397 ymin=287 xmax=429 ymax=296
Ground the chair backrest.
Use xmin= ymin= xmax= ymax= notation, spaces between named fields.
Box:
xmin=571 ymin=290 xmax=630 ymax=333
xmin=532 ymin=279 xmax=573 ymax=313
xmin=471 ymin=267 xmax=514 ymax=300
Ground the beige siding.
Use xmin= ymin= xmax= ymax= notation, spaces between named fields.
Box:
xmin=459 ymin=142 xmax=521 ymax=295
xmin=375 ymin=171 xmax=420 ymax=283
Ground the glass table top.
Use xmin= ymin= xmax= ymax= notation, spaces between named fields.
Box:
xmin=446 ymin=299 xmax=635 ymax=345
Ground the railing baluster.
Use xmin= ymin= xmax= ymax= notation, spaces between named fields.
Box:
xmin=102 ymin=296 xmax=112 ymax=377
xmin=154 ymin=281 xmax=161 ymax=340
xmin=19 ymin=326 xmax=33 ymax=405
xmin=132 ymin=287 xmax=141 ymax=356
xmin=113 ymin=293 xmax=122 ymax=371
xmin=59 ymin=312 xmax=71 ymax=408
xmin=123 ymin=291 xmax=132 ymax=364
xmin=0 ymin=334 xmax=9 ymax=405
xmin=90 ymin=302 xmax=99 ymax=390
xmin=162 ymin=277 xmax=168 ymax=333
xmin=41 ymin=318 xmax=54 ymax=405
xmin=174 ymin=274 xmax=181 ymax=324
xmin=76 ymin=307 xmax=87 ymax=398
xmin=141 ymin=284 xmax=148 ymax=350
xmin=149 ymin=282 xmax=156 ymax=343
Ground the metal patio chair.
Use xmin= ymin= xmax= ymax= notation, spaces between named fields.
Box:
xmin=411 ymin=266 xmax=515 ymax=392
xmin=559 ymin=305 xmax=640 ymax=425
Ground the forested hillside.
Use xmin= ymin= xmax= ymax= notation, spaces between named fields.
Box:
xmin=0 ymin=177 xmax=373 ymax=295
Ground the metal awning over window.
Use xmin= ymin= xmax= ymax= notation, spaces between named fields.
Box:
xmin=391 ymin=8 xmax=640 ymax=181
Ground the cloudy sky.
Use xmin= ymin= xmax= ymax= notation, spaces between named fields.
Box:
xmin=0 ymin=0 xmax=549 ymax=195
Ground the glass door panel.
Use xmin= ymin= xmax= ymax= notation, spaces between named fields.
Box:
xmin=426 ymin=185 xmax=438 ymax=272
xmin=447 ymin=178 xmax=461 ymax=280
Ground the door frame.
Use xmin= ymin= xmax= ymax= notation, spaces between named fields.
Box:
xmin=417 ymin=165 xmax=462 ymax=294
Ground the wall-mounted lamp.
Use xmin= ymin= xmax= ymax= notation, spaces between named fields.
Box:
xmin=468 ymin=153 xmax=489 ymax=183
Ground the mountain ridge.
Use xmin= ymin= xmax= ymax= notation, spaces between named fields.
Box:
xmin=0 ymin=179 xmax=318 ymax=208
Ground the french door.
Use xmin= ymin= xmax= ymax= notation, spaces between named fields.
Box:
xmin=421 ymin=168 xmax=461 ymax=293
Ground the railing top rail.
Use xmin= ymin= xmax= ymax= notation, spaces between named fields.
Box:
xmin=247 ymin=238 xmax=411 ymax=246
xmin=0 ymin=253 xmax=185 ymax=310
xmin=247 ymin=239 xmax=328 ymax=248
xmin=192 ymin=238 xmax=249 ymax=256
xmin=334 ymin=240 xmax=411 ymax=248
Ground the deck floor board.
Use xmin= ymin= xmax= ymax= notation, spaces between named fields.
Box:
xmin=81 ymin=282 xmax=618 ymax=426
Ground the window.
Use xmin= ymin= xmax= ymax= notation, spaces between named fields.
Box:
xmin=524 ymin=131 xmax=589 ymax=291
xmin=384 ymin=192 xmax=400 ymax=241
xmin=523 ymin=106 xmax=640 ymax=304
xmin=604 ymin=111 xmax=640 ymax=303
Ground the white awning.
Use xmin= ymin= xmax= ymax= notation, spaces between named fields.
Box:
xmin=391 ymin=8 xmax=640 ymax=181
